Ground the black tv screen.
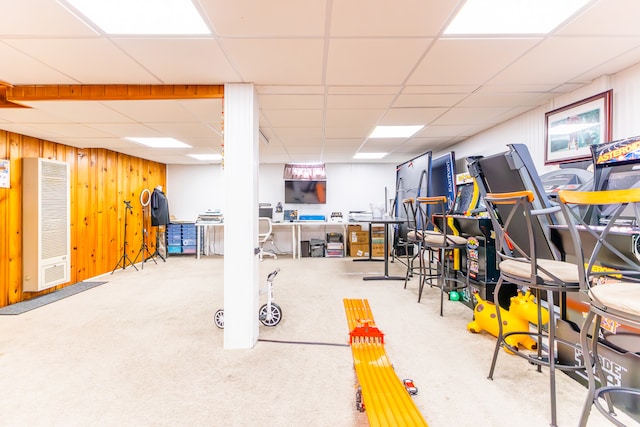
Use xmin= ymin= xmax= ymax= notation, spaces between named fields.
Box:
xmin=284 ymin=180 xmax=326 ymax=204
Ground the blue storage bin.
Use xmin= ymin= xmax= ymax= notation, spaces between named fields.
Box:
xmin=167 ymin=245 xmax=182 ymax=254
xmin=182 ymin=238 xmax=196 ymax=246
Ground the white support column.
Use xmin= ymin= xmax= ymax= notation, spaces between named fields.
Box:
xmin=223 ymin=83 xmax=259 ymax=349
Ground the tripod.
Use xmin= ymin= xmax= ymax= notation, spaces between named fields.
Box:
xmin=146 ymin=226 xmax=167 ymax=263
xmin=111 ymin=200 xmax=138 ymax=274
xmin=134 ymin=189 xmax=155 ymax=269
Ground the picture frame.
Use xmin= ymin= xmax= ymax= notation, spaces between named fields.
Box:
xmin=544 ymin=90 xmax=612 ymax=165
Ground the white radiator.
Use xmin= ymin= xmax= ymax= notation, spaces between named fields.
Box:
xmin=22 ymin=158 xmax=70 ymax=292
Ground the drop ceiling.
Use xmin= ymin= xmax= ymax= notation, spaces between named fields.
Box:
xmin=1 ymin=0 xmax=640 ymax=165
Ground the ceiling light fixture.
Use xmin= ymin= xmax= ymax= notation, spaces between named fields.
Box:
xmin=369 ymin=125 xmax=424 ymax=139
xmin=61 ymin=0 xmax=211 ymax=35
xmin=125 ymin=137 xmax=191 ymax=148
xmin=188 ymin=154 xmax=223 ymax=161
xmin=353 ymin=153 xmax=388 ymax=160
xmin=444 ymin=0 xmax=589 ymax=35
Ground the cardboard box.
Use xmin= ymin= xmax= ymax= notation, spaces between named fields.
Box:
xmin=350 ymin=231 xmax=368 ymax=244
xmin=349 ymin=243 xmax=370 ymax=258
xmin=371 ymin=243 xmax=386 ymax=258
xmin=348 ymin=224 xmax=362 ymax=234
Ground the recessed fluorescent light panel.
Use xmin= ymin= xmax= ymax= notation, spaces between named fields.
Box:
xmin=444 ymin=0 xmax=590 ymax=35
xmin=188 ymin=154 xmax=223 ymax=161
xmin=369 ymin=125 xmax=424 ymax=139
xmin=61 ymin=0 xmax=211 ymax=35
xmin=353 ymin=153 xmax=388 ymax=160
xmin=125 ymin=137 xmax=191 ymax=148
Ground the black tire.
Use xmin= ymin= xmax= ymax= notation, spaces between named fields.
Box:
xmin=259 ymin=302 xmax=282 ymax=326
xmin=214 ymin=309 xmax=224 ymax=329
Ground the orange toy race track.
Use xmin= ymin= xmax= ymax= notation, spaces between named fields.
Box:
xmin=343 ymin=298 xmax=428 ymax=427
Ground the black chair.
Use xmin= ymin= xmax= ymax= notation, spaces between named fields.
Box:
xmin=483 ymin=190 xmax=583 ymax=427
xmin=415 ymin=196 xmax=467 ymax=316
xmin=558 ymin=188 xmax=640 ymax=426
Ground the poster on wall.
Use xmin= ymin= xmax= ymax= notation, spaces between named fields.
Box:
xmin=0 ymin=159 xmax=9 ymax=188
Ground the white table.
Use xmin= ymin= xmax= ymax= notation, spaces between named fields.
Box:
xmin=195 ymin=220 xmax=348 ymax=259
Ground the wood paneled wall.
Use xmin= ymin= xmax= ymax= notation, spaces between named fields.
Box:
xmin=0 ymin=130 xmax=166 ymax=308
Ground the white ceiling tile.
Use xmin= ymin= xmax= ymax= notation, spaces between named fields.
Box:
xmin=432 ymin=107 xmax=512 ymax=126
xmin=457 ymin=92 xmax=552 ymax=108
xmin=4 ymin=39 xmax=161 ymax=84
xmin=0 ymin=1 xmax=98 ymax=36
xmin=402 ymin=86 xmax=477 ymax=94
xmin=202 ymin=0 xmax=327 ymax=37
xmin=222 ymin=39 xmax=324 ymax=85
xmin=407 ymin=38 xmax=540 ymax=86
xmin=328 ymin=86 xmax=399 ymax=95
xmin=325 ymin=109 xmax=384 ymax=128
xmin=261 ymin=109 xmax=323 ymax=128
xmin=272 ymin=127 xmax=322 ymax=140
xmin=381 ymin=108 xmax=448 ymax=125
xmin=257 ymin=86 xmax=325 ymax=95
xmin=326 ymin=95 xmax=395 ymax=109
xmin=0 ymin=42 xmax=78 ymax=85
xmin=86 ymin=123 xmax=163 ymax=138
xmin=393 ymin=93 xmax=467 ymax=108
xmin=259 ymin=95 xmax=324 ymax=110
xmin=331 ymin=0 xmax=458 ymax=37
xmin=558 ymin=0 xmax=640 ymax=36
xmin=20 ymin=100 xmax=135 ymax=123
xmin=114 ymin=38 xmax=240 ymax=84
xmin=491 ymin=37 xmax=640 ymax=85
xmin=146 ymin=122 xmax=221 ymax=138
xmin=104 ymin=100 xmax=196 ymax=122
xmin=23 ymin=123 xmax=112 ymax=138
xmin=326 ymin=39 xmax=430 ymax=86
xmin=0 ymin=107 xmax=71 ymax=123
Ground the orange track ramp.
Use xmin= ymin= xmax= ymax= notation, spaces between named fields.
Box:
xmin=344 ymin=298 xmax=428 ymax=427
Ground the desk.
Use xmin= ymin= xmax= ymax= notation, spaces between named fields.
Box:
xmin=195 ymin=221 xmax=345 ymax=259
xmin=354 ymin=217 xmax=406 ymax=281
xmin=271 ymin=222 xmax=299 ymax=259
xmin=195 ymin=221 xmax=223 ymax=259
xmin=292 ymin=221 xmax=347 ymax=258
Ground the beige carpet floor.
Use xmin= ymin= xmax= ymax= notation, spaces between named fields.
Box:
xmin=0 ymin=255 xmax=628 ymax=426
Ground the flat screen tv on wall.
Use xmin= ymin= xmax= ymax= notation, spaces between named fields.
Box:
xmin=284 ymin=180 xmax=326 ymax=204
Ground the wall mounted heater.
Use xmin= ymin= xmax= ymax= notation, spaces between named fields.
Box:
xmin=23 ymin=158 xmax=70 ymax=292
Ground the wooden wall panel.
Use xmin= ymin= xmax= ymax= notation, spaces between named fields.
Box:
xmin=0 ymin=132 xmax=166 ymax=307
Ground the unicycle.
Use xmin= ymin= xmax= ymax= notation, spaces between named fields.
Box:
xmin=214 ymin=268 xmax=282 ymax=329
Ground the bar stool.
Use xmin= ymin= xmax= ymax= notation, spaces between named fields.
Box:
xmin=558 ymin=188 xmax=640 ymax=426
xmin=415 ymin=196 xmax=467 ymax=316
xmin=400 ymin=198 xmax=434 ymax=288
xmin=483 ymin=191 xmax=583 ymax=427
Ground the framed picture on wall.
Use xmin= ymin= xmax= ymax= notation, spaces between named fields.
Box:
xmin=544 ymin=90 xmax=612 ymax=165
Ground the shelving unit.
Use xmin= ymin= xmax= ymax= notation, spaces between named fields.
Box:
xmin=167 ymin=222 xmax=198 ymax=255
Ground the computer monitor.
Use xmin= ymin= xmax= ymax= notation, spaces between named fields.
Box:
xmin=259 ymin=206 xmax=273 ymax=218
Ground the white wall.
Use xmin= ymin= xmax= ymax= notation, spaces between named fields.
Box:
xmin=166 ymin=162 xmax=397 ymax=254
xmin=167 ymin=162 xmax=396 ymax=222
xmin=440 ymin=73 xmax=634 ymax=176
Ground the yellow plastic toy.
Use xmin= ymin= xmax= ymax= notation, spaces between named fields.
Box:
xmin=467 ymin=291 xmax=548 ymax=354
xmin=509 ymin=290 xmax=549 ymax=326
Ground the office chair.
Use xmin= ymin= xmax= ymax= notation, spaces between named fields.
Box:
xmin=558 ymin=188 xmax=640 ymax=426
xmin=483 ymin=190 xmax=583 ymax=427
xmin=258 ymin=217 xmax=277 ymax=261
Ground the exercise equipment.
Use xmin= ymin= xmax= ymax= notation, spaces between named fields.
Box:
xmin=214 ymin=268 xmax=282 ymax=329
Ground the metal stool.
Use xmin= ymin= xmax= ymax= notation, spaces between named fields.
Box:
xmin=558 ymin=188 xmax=640 ymax=426
xmin=415 ymin=196 xmax=467 ymax=316
xmin=484 ymin=191 xmax=583 ymax=427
